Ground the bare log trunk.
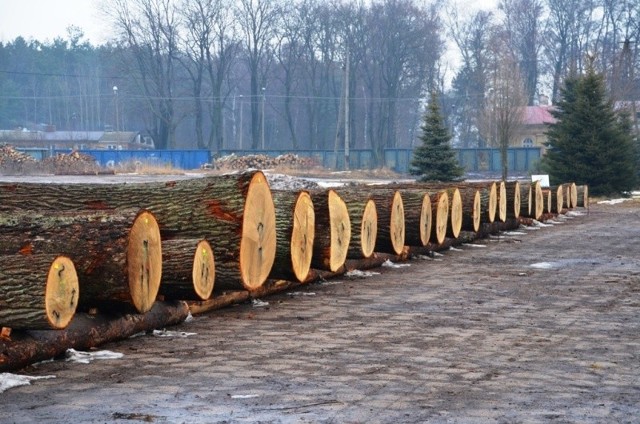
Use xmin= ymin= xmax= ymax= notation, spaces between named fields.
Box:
xmin=311 ymin=190 xmax=351 ymax=272
xmin=460 ymin=187 xmax=481 ymax=232
xmin=0 ymin=209 xmax=162 ymax=313
xmin=369 ymin=190 xmax=405 ymax=255
xmin=340 ymin=192 xmax=377 ymax=258
xmin=269 ymin=190 xmax=315 ymax=282
xmin=0 ymin=300 xmax=189 ymax=372
xmin=505 ymin=181 xmax=521 ymax=219
xmin=576 ymin=185 xmax=589 ymax=207
xmin=400 ymin=190 xmax=431 ymax=246
xmin=161 ymin=239 xmax=215 ymax=301
xmin=519 ymin=182 xmax=532 ymax=217
xmin=551 ymin=185 xmax=564 ymax=213
xmin=0 ymin=255 xmax=78 ymax=330
xmin=430 ymin=191 xmax=449 ymax=245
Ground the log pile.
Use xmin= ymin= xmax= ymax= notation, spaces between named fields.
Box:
xmin=0 ymin=145 xmax=37 ymax=173
xmin=215 ymin=153 xmax=318 ymax=170
xmin=0 ymin=175 xmax=588 ymax=372
xmin=41 ymin=151 xmax=102 ymax=175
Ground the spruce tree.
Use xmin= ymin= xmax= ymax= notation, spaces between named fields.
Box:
xmin=542 ymin=66 xmax=637 ymax=195
xmin=410 ymin=92 xmax=464 ymax=182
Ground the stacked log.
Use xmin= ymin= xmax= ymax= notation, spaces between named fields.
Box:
xmin=552 ymin=185 xmax=564 ymax=213
xmin=370 ymin=190 xmax=405 ymax=255
xmin=563 ymin=182 xmax=577 ymax=209
xmin=401 ymin=189 xmax=432 ymax=246
xmin=463 ymin=182 xmax=497 ymax=224
xmin=0 ymin=171 xmax=277 ymax=293
xmin=270 ymin=190 xmax=315 ymax=281
xmin=460 ymin=187 xmax=481 ymax=233
xmin=0 ymin=209 xmax=162 ymax=314
xmin=541 ymin=189 xmax=553 ymax=214
xmin=569 ymin=182 xmax=578 ymax=209
xmin=505 ymin=181 xmax=521 ymax=219
xmin=311 ymin=189 xmax=351 ymax=272
xmin=430 ymin=190 xmax=449 ymax=245
xmin=576 ymin=185 xmax=589 ymax=207
xmin=497 ymin=180 xmax=507 ymax=222
xmin=531 ymin=180 xmax=545 ymax=219
xmin=0 ymin=255 xmax=78 ymax=330
xmin=161 ymin=239 xmax=215 ymax=301
xmin=215 ymin=153 xmax=318 ymax=170
xmin=340 ymin=192 xmax=377 ymax=258
xmin=410 ymin=185 xmax=462 ymax=239
xmin=519 ymin=182 xmax=532 ymax=218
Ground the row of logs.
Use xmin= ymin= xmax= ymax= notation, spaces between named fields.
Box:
xmin=0 ymin=171 xmax=587 ymax=332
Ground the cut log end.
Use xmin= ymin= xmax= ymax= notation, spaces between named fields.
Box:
xmin=45 ymin=255 xmax=79 ymax=330
xmin=450 ymin=188 xmax=462 ymax=238
xmin=192 ymin=240 xmax=215 ymax=300
xmin=419 ymin=194 xmax=432 ymax=246
xmin=570 ymin=182 xmax=578 ymax=208
xmin=488 ymin=182 xmax=497 ymax=223
xmin=240 ymin=172 xmax=277 ymax=290
xmin=328 ymin=190 xmax=351 ymax=272
xmin=127 ymin=210 xmax=162 ymax=313
xmin=434 ymin=191 xmax=449 ymax=245
xmin=290 ymin=191 xmax=315 ymax=282
xmin=534 ymin=182 xmax=544 ymax=219
xmin=359 ymin=199 xmax=378 ymax=258
xmin=512 ymin=181 xmax=521 ymax=219
xmin=472 ymin=190 xmax=481 ymax=233
xmin=389 ymin=191 xmax=405 ymax=255
xmin=498 ymin=181 xmax=507 ymax=222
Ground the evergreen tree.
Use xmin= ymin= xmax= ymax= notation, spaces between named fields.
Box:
xmin=410 ymin=92 xmax=465 ymax=182
xmin=542 ymin=65 xmax=637 ymax=195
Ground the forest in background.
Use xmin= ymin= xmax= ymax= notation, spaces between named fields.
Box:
xmin=0 ymin=0 xmax=639 ymax=166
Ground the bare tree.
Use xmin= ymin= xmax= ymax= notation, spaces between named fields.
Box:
xmin=235 ymin=0 xmax=282 ymax=150
xmin=109 ymin=0 xmax=181 ymax=149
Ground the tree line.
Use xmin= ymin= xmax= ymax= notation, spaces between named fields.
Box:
xmin=0 ymin=0 xmax=639 ymax=167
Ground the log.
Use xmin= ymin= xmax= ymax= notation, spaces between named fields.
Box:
xmin=0 ymin=255 xmax=78 ymax=330
xmin=0 ymin=209 xmax=162 ymax=314
xmin=531 ymin=180 xmax=545 ymax=220
xmin=269 ymin=190 xmax=315 ymax=281
xmin=576 ymin=185 xmax=589 ymax=207
xmin=430 ymin=190 xmax=449 ymax=245
xmin=370 ymin=190 xmax=405 ymax=255
xmin=161 ymin=239 xmax=215 ymax=300
xmin=541 ymin=189 xmax=553 ymax=214
xmin=552 ymin=185 xmax=564 ymax=213
xmin=401 ymin=190 xmax=431 ymax=246
xmin=311 ymin=189 xmax=351 ymax=272
xmin=519 ymin=182 xmax=532 ymax=217
xmin=340 ymin=192 xmax=377 ymax=258
xmin=569 ymin=182 xmax=578 ymax=209
xmin=563 ymin=182 xmax=577 ymax=209
xmin=497 ymin=180 xmax=507 ymax=222
xmin=407 ymin=184 xmax=462 ymax=239
xmin=505 ymin=181 xmax=521 ymax=219
xmin=460 ymin=187 xmax=481 ymax=233
xmin=0 ymin=171 xmax=277 ymax=293
xmin=0 ymin=300 xmax=189 ymax=372
xmin=458 ymin=182 xmax=497 ymax=224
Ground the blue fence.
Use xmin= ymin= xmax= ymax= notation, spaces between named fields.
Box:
xmin=53 ymin=149 xmax=211 ymax=170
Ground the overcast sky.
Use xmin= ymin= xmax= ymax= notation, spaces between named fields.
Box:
xmin=0 ymin=0 xmax=498 ymax=45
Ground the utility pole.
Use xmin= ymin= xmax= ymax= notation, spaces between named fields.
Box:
xmin=238 ymin=94 xmax=243 ymax=150
xmin=261 ymin=87 xmax=266 ymax=150
xmin=113 ymin=86 xmax=119 ymax=132
xmin=344 ymin=49 xmax=350 ymax=171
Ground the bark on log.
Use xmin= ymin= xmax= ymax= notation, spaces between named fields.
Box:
xmin=430 ymin=191 xmax=449 ymax=245
xmin=505 ymin=181 xmax=521 ymax=219
xmin=407 ymin=184 xmax=462 ymax=239
xmin=460 ymin=187 xmax=481 ymax=233
xmin=0 ymin=171 xmax=276 ymax=293
xmin=519 ymin=182 xmax=532 ymax=217
xmin=0 ymin=255 xmax=78 ymax=330
xmin=497 ymin=180 xmax=507 ymax=222
xmin=0 ymin=300 xmax=189 ymax=372
xmin=311 ymin=190 xmax=351 ymax=272
xmin=400 ymin=190 xmax=431 ymax=246
xmin=576 ymin=185 xmax=589 ymax=207
xmin=369 ymin=190 xmax=405 ymax=254
xmin=161 ymin=239 xmax=215 ymax=300
xmin=457 ymin=182 xmax=496 ymax=224
xmin=269 ymin=190 xmax=315 ymax=282
xmin=0 ymin=209 xmax=162 ymax=314
xmin=541 ymin=189 xmax=553 ymax=214
xmin=340 ymin=192 xmax=377 ymax=258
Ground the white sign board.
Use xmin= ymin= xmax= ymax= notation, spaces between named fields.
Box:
xmin=531 ymin=174 xmax=550 ymax=188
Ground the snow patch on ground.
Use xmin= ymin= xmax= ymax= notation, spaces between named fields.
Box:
xmin=530 ymin=262 xmax=556 ymax=269
xmin=597 ymin=198 xmax=630 ymax=205
xmin=345 ymin=269 xmax=381 ymax=278
xmin=287 ymin=292 xmax=316 ymax=297
xmin=152 ymin=329 xmax=197 ymax=338
xmin=382 ymin=259 xmax=411 ymax=268
xmin=503 ymin=231 xmax=527 ymax=236
xmin=264 ymin=173 xmax=319 ymax=191
xmin=0 ymin=373 xmax=55 ymax=394
xmin=65 ymin=349 xmax=123 ymax=364
xmin=252 ymin=299 xmax=270 ymax=308
xmin=462 ymin=243 xmax=487 ymax=248
xmin=449 ymin=246 xmax=463 ymax=252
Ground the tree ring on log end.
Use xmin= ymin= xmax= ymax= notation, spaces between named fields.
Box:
xmin=472 ymin=190 xmax=481 ymax=233
xmin=240 ymin=171 xmax=276 ymax=290
xmin=360 ymin=199 xmax=377 ymax=258
xmin=328 ymin=190 xmax=351 ymax=272
xmin=45 ymin=255 xmax=79 ymax=329
xmin=127 ymin=210 xmax=162 ymax=313
xmin=570 ymin=182 xmax=577 ymax=208
xmin=434 ymin=191 xmax=449 ymax=245
xmin=498 ymin=181 xmax=507 ymax=222
xmin=534 ymin=182 xmax=544 ymax=219
xmin=291 ymin=191 xmax=315 ymax=282
xmin=389 ymin=191 xmax=405 ymax=255
xmin=556 ymin=185 xmax=564 ymax=212
xmin=193 ymin=240 xmax=215 ymax=300
xmin=449 ymin=188 xmax=462 ymax=238
xmin=419 ymin=194 xmax=432 ymax=246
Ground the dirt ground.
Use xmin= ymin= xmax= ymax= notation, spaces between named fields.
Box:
xmin=2 ymin=200 xmax=640 ymax=423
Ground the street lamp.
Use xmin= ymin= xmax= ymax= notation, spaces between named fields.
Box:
xmin=261 ymin=87 xmax=266 ymax=150
xmin=113 ymin=85 xmax=119 ymax=132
